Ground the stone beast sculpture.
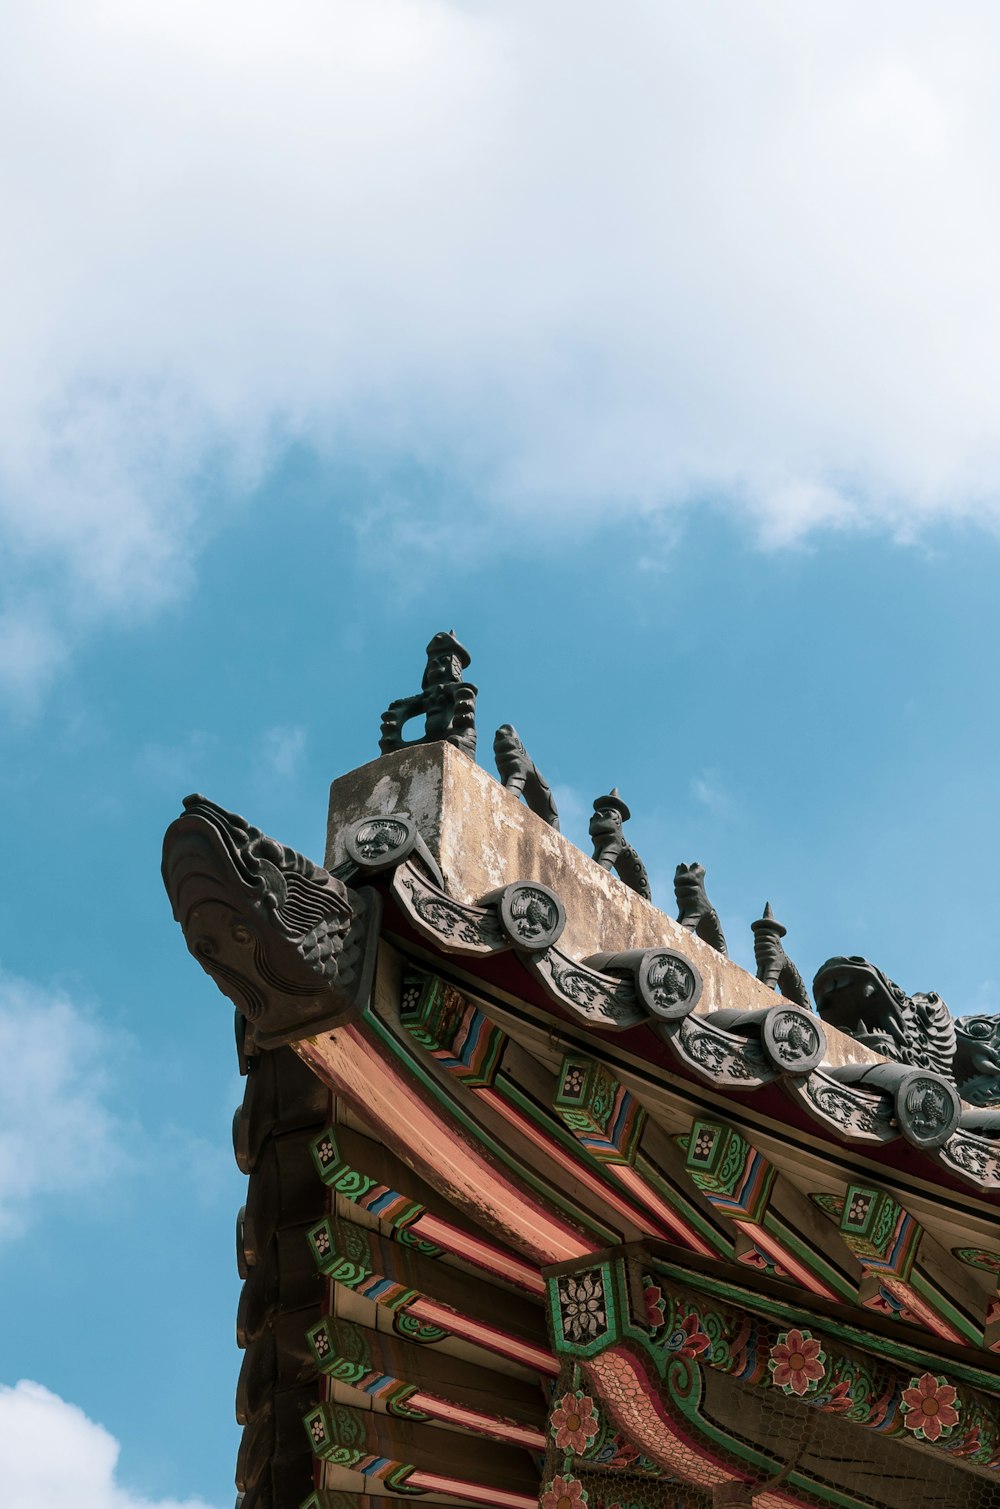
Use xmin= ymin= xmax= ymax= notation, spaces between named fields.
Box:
xmin=589 ymin=790 xmax=651 ymax=901
xmin=953 ymin=1016 xmax=1000 ymax=1106
xmin=493 ymin=724 xmax=560 ymax=829
xmin=813 ymin=956 xmax=955 ymax=1079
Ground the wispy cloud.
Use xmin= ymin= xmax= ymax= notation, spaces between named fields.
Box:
xmin=0 ymin=1381 xmax=219 ymax=1509
xmin=258 ymin=724 xmax=307 ymax=781
xmin=0 ymin=972 xmax=123 ymax=1240
xmin=0 ymin=969 xmax=230 ymax=1240
xmin=5 ymin=2 xmax=1000 ymax=700
xmin=690 ymin=770 xmax=734 ymax=819
xmin=0 ymin=609 xmax=68 ymax=710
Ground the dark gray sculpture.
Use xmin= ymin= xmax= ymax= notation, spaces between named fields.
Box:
xmin=813 ymin=957 xmax=955 ymax=1080
xmin=378 ymin=630 xmax=477 ymax=759
xmin=162 ymin=794 xmax=379 ymax=1048
xmin=339 ymin=812 xmax=444 ymax=889
xmin=827 ymin=1059 xmax=961 ymax=1149
xmin=493 ymin=725 xmax=559 ymax=829
xmin=752 ymin=902 xmax=810 ymax=1010
xmin=674 ymin=862 xmax=728 ymax=956
xmin=814 ymin=956 xmax=1000 ymax=1113
xmin=954 ymin=1017 xmax=1000 ymax=1106
xmin=589 ymin=790 xmax=652 ymax=900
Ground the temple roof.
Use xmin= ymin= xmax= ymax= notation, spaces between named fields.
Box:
xmin=163 ymin=685 xmax=1000 ymax=1509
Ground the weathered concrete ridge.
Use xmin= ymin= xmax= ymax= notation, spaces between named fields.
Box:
xmin=328 ymin=742 xmax=875 ymax=1064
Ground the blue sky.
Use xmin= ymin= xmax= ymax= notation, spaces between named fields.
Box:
xmin=4 ymin=4 xmax=1000 ymax=1506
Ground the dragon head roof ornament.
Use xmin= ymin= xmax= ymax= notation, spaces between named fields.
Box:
xmin=162 ymin=794 xmax=379 ymax=1049
xmin=812 ymin=955 xmax=1000 ymax=1105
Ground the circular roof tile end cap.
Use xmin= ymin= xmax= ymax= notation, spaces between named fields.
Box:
xmin=894 ymin=1070 xmax=962 ymax=1150
xmin=497 ymin=881 xmax=566 ymax=952
xmin=344 ymin=812 xmax=417 ymax=871
xmin=762 ymin=1006 xmax=826 ymax=1075
xmin=636 ymin=948 xmax=703 ymax=1021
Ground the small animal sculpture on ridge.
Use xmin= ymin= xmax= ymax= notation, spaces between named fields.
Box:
xmin=674 ymin=862 xmax=728 ymax=955
xmin=589 ymin=789 xmax=652 ymax=900
xmin=752 ymin=902 xmax=810 ymax=1010
xmin=493 ymin=725 xmax=560 ymax=829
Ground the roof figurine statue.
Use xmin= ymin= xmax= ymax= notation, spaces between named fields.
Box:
xmin=589 ymin=788 xmax=652 ymax=900
xmin=813 ymin=956 xmax=956 ymax=1079
xmin=378 ymin=629 xmax=478 ymax=759
xmin=752 ymin=901 xmax=811 ymax=1010
xmin=674 ymin=861 xmax=728 ymax=955
xmin=493 ymin=724 xmax=560 ymax=829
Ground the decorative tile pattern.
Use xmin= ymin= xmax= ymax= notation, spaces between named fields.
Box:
xmin=399 ymin=970 xmax=506 ymax=1088
xmin=555 ymin=1056 xmax=646 ymax=1166
xmin=558 ymin=1270 xmax=609 ymax=1346
xmin=683 ymin=1120 xmax=775 ymax=1223
xmin=901 ymin=1373 xmax=961 ymax=1443
xmin=768 ymin=1328 xmax=826 ymax=1397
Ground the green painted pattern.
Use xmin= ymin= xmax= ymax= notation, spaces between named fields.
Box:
xmin=955 ymin=1246 xmax=1000 ymax=1275
xmin=303 ymin=1402 xmax=420 ymax=1491
xmin=552 ymin=1253 xmax=1000 ymax=1495
xmin=365 ymin=1010 xmax=621 ymax=1246
xmin=655 ymin=1259 xmax=1000 ymax=1396
xmin=661 ymin=1353 xmax=877 ymax=1509
xmin=500 ymin=1075 xmax=730 ymax=1258
xmin=551 ymin=1257 xmax=882 ymax=1509
xmin=306 ymin=1317 xmax=428 ymax=1418
xmin=684 ymin=1121 xmax=775 ymax=1221
xmin=839 ymin=1185 xmax=982 ymax=1345
xmin=392 ymin=1308 xmax=449 ymax=1344
xmin=684 ymin=1120 xmax=849 ymax=1298
xmin=909 ymin=1270 xmax=983 ymax=1345
xmin=400 ymin=970 xmax=506 ymax=1087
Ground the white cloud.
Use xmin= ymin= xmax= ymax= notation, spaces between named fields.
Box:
xmin=0 ymin=971 xmax=122 ymax=1238
xmin=0 ymin=609 xmax=67 ymax=710
xmin=0 ymin=1382 xmax=217 ymax=1509
xmin=690 ymin=771 xmax=734 ymax=819
xmin=258 ymin=724 xmax=307 ymax=780
xmin=5 ymin=1 xmax=1000 ymax=695
xmin=0 ymin=968 xmax=239 ymax=1238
